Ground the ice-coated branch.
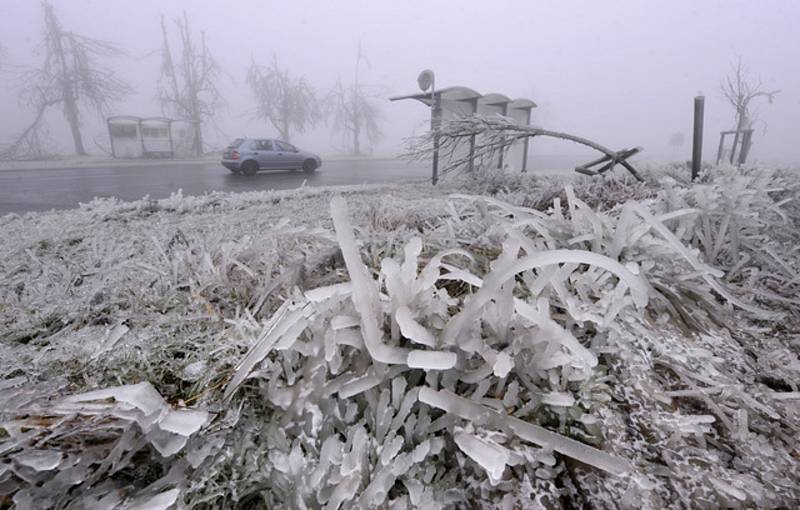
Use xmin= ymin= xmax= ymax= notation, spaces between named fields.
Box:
xmin=331 ymin=196 xmax=457 ymax=369
xmin=418 ymin=387 xmax=633 ymax=476
xmin=402 ymin=114 xmax=644 ymax=181
xmin=441 ymin=248 xmax=650 ymax=347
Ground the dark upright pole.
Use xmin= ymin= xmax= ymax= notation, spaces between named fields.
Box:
xmin=716 ymin=132 xmax=726 ymax=165
xmin=738 ymin=129 xmax=753 ymax=165
xmin=521 ymin=108 xmax=532 ymax=172
xmin=468 ymin=98 xmax=477 ymax=173
xmin=497 ymin=103 xmax=508 ymax=169
xmin=692 ymin=95 xmax=705 ymax=181
xmin=431 ymin=94 xmax=442 ymax=185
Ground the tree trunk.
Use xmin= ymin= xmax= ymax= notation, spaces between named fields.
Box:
xmin=193 ymin=122 xmax=203 ymax=156
xmin=282 ymin=117 xmax=291 ymax=143
xmin=63 ymin=91 xmax=86 ymax=156
xmin=46 ymin=3 xmax=86 ymax=156
xmin=352 ymin=104 xmax=361 ymax=156
xmin=353 ymin=122 xmax=360 ymax=156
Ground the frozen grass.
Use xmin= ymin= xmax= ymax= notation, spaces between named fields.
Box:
xmin=1 ymin=165 xmax=799 ymax=508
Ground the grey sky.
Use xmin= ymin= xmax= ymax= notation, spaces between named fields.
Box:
xmin=1 ymin=0 xmax=798 ymax=163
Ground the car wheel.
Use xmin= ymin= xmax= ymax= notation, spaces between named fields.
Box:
xmin=303 ymin=159 xmax=317 ymax=173
xmin=242 ymin=161 xmax=259 ymax=176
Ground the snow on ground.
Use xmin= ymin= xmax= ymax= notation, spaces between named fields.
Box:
xmin=1 ymin=166 xmax=799 ymax=508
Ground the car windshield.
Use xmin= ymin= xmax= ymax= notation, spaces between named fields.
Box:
xmin=227 ymin=139 xmax=244 ymax=148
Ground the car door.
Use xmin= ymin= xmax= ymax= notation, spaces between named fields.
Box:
xmin=242 ymin=140 xmax=265 ymax=168
xmin=274 ymin=141 xmax=303 ymax=169
xmin=255 ymin=140 xmax=277 ymax=169
xmin=239 ymin=140 xmax=261 ymax=166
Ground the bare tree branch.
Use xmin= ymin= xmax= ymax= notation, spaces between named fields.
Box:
xmin=721 ymin=57 xmax=780 ymax=133
xmin=326 ymin=42 xmax=384 ymax=156
xmin=402 ymin=114 xmax=643 ymax=181
xmin=158 ymin=12 xmax=222 ymax=155
xmin=1 ymin=1 xmax=131 ymax=159
xmin=246 ymin=56 xmax=319 ymax=143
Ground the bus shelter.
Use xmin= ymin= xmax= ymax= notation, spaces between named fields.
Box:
xmin=107 ymin=116 xmax=201 ymax=159
xmin=390 ymin=86 xmax=536 ymax=181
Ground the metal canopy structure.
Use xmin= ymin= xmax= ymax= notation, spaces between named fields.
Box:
xmin=389 ymin=86 xmax=482 ymax=107
xmin=390 ymin=86 xmax=537 ymax=182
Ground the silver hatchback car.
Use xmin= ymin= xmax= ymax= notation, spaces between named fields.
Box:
xmin=221 ymin=138 xmax=322 ymax=175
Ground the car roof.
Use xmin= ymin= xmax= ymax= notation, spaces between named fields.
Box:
xmin=240 ymin=138 xmax=293 ymax=144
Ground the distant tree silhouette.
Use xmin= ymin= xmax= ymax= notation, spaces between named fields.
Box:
xmin=721 ymin=58 xmax=780 ymax=134
xmin=327 ymin=42 xmax=383 ymax=156
xmin=158 ymin=12 xmax=222 ymax=156
xmin=1 ymin=1 xmax=131 ymax=159
xmin=247 ymin=56 xmax=319 ymax=143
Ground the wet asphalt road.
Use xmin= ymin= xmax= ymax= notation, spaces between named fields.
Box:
xmin=0 ymin=159 xmax=434 ymax=214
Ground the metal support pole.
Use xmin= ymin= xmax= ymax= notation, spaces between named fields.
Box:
xmin=498 ymin=103 xmax=508 ymax=169
xmin=730 ymin=112 xmax=746 ymax=164
xmin=521 ymin=108 xmax=532 ymax=172
xmin=716 ymin=132 xmax=726 ymax=165
xmin=738 ymin=129 xmax=753 ymax=165
xmin=431 ymin=93 xmax=442 ymax=185
xmin=467 ymin=98 xmax=477 ymax=173
xmin=730 ymin=131 xmax=740 ymax=164
xmin=468 ymin=135 xmax=476 ymax=173
xmin=691 ymin=95 xmax=704 ymax=181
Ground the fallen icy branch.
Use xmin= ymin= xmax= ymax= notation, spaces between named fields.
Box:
xmin=418 ymin=387 xmax=633 ymax=476
xmin=56 ymin=382 xmax=210 ymax=457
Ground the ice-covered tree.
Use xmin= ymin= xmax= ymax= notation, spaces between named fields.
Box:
xmin=327 ymin=42 xmax=383 ymax=156
xmin=1 ymin=1 xmax=131 ymax=159
xmin=158 ymin=12 xmax=222 ymax=156
xmin=246 ymin=56 xmax=319 ymax=143
xmin=721 ymin=58 xmax=780 ymax=134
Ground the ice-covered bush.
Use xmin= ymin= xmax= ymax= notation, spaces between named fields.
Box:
xmin=2 ymin=166 xmax=799 ymax=508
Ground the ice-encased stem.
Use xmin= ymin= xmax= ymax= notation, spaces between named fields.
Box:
xmin=331 ymin=196 xmax=410 ymax=365
xmin=418 ymin=387 xmax=633 ymax=476
xmin=441 ymin=249 xmax=649 ymax=348
xmin=331 ymin=196 xmax=457 ymax=367
xmin=223 ymin=301 xmax=312 ymax=401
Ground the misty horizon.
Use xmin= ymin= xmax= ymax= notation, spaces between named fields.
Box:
xmin=1 ymin=0 xmax=798 ymax=165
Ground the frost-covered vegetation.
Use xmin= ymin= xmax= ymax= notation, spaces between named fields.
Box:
xmin=1 ymin=166 xmax=799 ymax=509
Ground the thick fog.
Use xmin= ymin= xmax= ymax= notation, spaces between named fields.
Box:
xmin=1 ymin=0 xmax=798 ymax=164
